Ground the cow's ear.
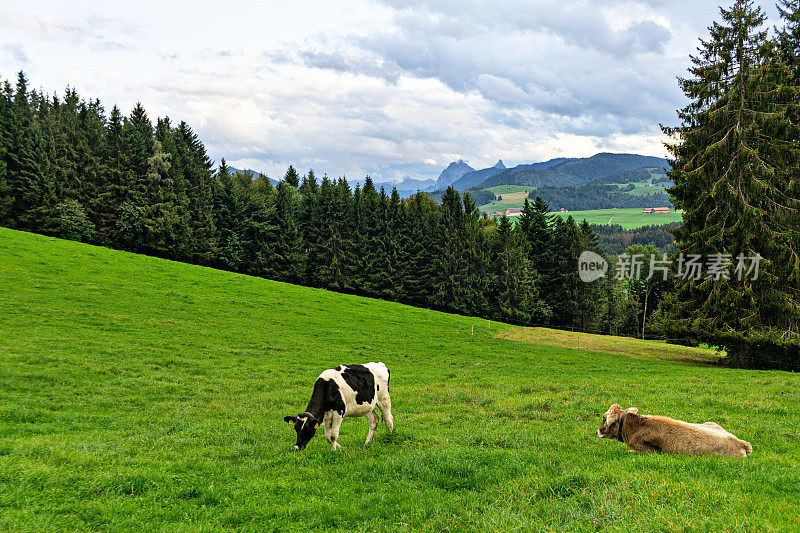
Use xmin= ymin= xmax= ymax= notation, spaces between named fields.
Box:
xmin=284 ymin=416 xmax=297 ymax=425
xmin=627 ymin=407 xmax=638 ymax=414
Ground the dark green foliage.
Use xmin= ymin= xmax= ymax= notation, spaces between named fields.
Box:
xmin=530 ymin=184 xmax=673 ymax=211
xmin=48 ymin=199 xmax=95 ymax=242
xmin=591 ymin=223 xmax=678 ymax=256
xmin=589 ymin=166 xmax=668 ymax=185
xmin=283 ymin=165 xmax=300 ymax=188
xmin=662 ymin=1 xmax=800 ymax=369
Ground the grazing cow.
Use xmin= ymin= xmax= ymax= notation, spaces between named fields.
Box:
xmin=597 ymin=404 xmax=752 ymax=458
xmin=284 ymin=362 xmax=393 ymax=451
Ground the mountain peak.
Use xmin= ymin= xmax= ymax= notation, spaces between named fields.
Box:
xmin=494 ymin=159 xmax=506 ymax=169
xmin=436 ymin=160 xmax=475 ymax=189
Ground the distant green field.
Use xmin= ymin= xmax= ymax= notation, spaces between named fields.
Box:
xmin=556 ymin=208 xmax=682 ymax=229
xmin=478 ymin=182 xmax=675 ymax=226
xmin=483 ymin=185 xmax=534 ymax=195
xmin=1 ymin=227 xmax=798 ymax=531
xmin=479 ymin=185 xmax=535 ymax=213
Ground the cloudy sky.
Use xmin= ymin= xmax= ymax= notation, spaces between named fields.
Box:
xmin=0 ymin=1 xmax=781 ymax=182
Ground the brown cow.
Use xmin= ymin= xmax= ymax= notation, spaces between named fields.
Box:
xmin=597 ymin=404 xmax=752 ymax=458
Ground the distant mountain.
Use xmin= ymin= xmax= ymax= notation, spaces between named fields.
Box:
xmin=477 ymin=153 xmax=668 ymax=189
xmin=384 ymin=178 xmax=437 ymax=196
xmin=434 ymin=160 xmax=475 ymax=189
xmin=351 ymin=177 xmax=437 ymax=197
xmin=450 ymin=159 xmax=508 ymax=190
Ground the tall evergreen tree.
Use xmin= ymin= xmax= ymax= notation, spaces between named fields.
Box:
xmin=491 ymin=215 xmax=540 ymax=322
xmin=269 ymin=181 xmax=305 ymax=282
xmin=663 ymin=0 xmax=800 ymax=367
xmin=283 ymin=165 xmax=300 ymax=188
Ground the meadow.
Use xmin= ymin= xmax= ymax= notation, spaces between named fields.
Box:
xmin=1 ymin=227 xmax=799 ymax=531
xmin=554 ymin=208 xmax=683 ymax=229
xmin=478 ymin=186 xmax=534 ymax=213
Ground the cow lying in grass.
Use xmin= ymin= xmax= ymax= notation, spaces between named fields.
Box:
xmin=284 ymin=362 xmax=393 ymax=451
xmin=598 ymin=404 xmax=752 ymax=458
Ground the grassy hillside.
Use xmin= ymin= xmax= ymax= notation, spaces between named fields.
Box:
xmin=555 ymin=208 xmax=683 ymax=229
xmin=1 ymin=228 xmax=799 ymax=531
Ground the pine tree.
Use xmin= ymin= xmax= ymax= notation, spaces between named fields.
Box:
xmin=0 ymin=80 xmax=11 ymax=222
xmin=5 ymin=72 xmax=49 ymax=229
xmin=300 ymin=169 xmax=323 ymax=285
xmin=115 ymin=102 xmax=154 ymax=250
xmin=492 ymin=215 xmax=539 ymax=322
xmin=213 ymin=158 xmax=245 ymax=270
xmin=575 ymin=219 xmax=606 ymax=332
xmin=283 ymin=165 xmax=300 ymax=188
xmin=549 ymin=216 xmax=583 ymax=327
xmin=269 ymin=181 xmax=306 ymax=282
xmin=431 ymin=187 xmax=470 ymax=313
xmin=318 ymin=177 xmax=354 ymax=290
xmin=664 ymin=0 xmax=800 ymax=367
xmin=401 ymin=192 xmax=436 ymax=304
xmin=176 ymin=121 xmax=216 ymax=263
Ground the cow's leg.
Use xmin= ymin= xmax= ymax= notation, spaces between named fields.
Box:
xmin=365 ymin=409 xmax=378 ymax=444
xmin=329 ymin=412 xmax=343 ymax=450
xmin=378 ymin=393 xmax=393 ymax=433
xmin=323 ymin=412 xmax=333 ymax=445
xmin=627 ymin=435 xmax=661 ymax=453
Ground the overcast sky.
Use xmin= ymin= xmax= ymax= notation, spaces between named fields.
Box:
xmin=0 ymin=1 xmax=782 ymax=182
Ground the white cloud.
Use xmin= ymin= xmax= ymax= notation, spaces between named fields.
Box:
xmin=0 ymin=1 xmax=783 ymax=181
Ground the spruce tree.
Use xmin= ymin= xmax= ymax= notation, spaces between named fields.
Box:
xmin=664 ymin=0 xmax=800 ymax=367
xmin=401 ymin=192 xmax=436 ymax=304
xmin=213 ymin=158 xmax=245 ymax=270
xmin=431 ymin=187 xmax=470 ymax=313
xmin=5 ymin=72 xmax=49 ymax=229
xmin=492 ymin=215 xmax=539 ymax=322
xmin=283 ymin=165 xmax=300 ymax=188
xmin=300 ymin=169 xmax=323 ymax=286
xmin=0 ymin=80 xmax=11 ymax=222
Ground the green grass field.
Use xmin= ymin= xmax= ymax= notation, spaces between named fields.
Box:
xmin=555 ymin=208 xmax=682 ymax=229
xmin=479 ymin=186 xmax=534 ymax=213
xmin=482 ymin=185 xmax=534 ymax=195
xmin=2 ymin=227 xmax=799 ymax=531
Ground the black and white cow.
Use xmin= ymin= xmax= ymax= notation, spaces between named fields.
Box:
xmin=284 ymin=362 xmax=393 ymax=451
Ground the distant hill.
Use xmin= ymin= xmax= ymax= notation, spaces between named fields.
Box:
xmin=369 ymin=177 xmax=437 ymax=195
xmin=434 ymin=160 xmax=475 ymax=189
xmin=589 ymin=166 xmax=669 ymax=186
xmin=477 ymin=153 xmax=668 ymax=189
xmin=451 ymin=160 xmax=508 ymax=190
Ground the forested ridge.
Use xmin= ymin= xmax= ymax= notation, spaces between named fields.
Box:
xmin=530 ymin=184 xmax=673 ymax=211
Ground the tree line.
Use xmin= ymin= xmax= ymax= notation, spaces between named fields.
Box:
xmin=0 ymin=71 xmax=657 ymax=336
xmin=530 ymin=184 xmax=673 ymax=211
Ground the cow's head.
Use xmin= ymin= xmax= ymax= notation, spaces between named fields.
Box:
xmin=597 ymin=404 xmax=637 ymax=438
xmin=284 ymin=412 xmax=320 ymax=450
